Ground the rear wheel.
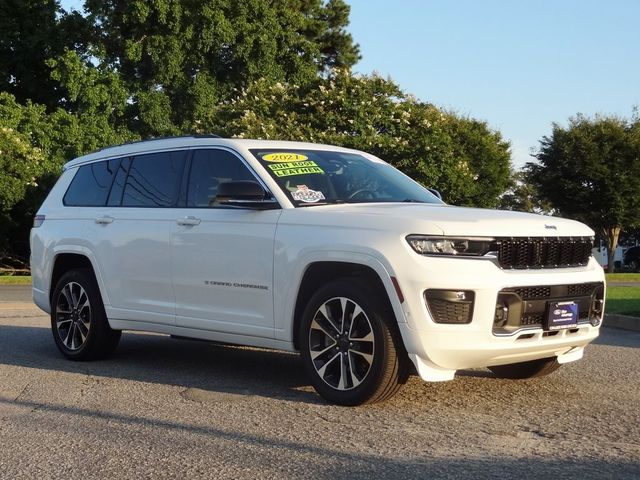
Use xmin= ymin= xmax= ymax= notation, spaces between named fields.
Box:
xmin=51 ymin=268 xmax=121 ymax=360
xmin=299 ymin=279 xmax=408 ymax=405
xmin=488 ymin=357 xmax=561 ymax=379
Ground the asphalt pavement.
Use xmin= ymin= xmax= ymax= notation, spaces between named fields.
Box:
xmin=0 ymin=288 xmax=639 ymax=479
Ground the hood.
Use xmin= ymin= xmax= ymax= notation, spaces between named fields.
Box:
xmin=281 ymin=203 xmax=594 ymax=238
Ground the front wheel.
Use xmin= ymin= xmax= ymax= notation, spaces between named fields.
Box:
xmin=299 ymin=279 xmax=408 ymax=406
xmin=488 ymin=357 xmax=561 ymax=379
xmin=51 ymin=268 xmax=121 ymax=360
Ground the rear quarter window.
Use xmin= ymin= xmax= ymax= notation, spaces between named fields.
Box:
xmin=63 ymin=158 xmax=121 ymax=207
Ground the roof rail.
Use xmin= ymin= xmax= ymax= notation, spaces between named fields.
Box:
xmin=93 ymin=134 xmax=223 ymax=153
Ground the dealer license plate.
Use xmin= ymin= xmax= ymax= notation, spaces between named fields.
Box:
xmin=544 ymin=301 xmax=578 ymax=331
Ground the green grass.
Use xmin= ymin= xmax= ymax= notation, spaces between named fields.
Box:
xmin=606 ymin=273 xmax=640 ymax=282
xmin=606 ymin=285 xmax=640 ymax=316
xmin=0 ymin=275 xmax=32 ymax=285
xmin=0 ymin=275 xmax=638 ymax=316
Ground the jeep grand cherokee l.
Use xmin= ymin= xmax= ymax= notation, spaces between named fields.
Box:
xmin=30 ymin=136 xmax=606 ymax=405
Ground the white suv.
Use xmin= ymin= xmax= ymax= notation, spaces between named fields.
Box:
xmin=30 ymin=136 xmax=605 ymax=405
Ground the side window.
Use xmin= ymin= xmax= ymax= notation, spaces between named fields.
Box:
xmin=122 ymin=151 xmax=187 ymax=207
xmin=187 ymin=149 xmax=255 ymax=207
xmin=63 ymin=158 xmax=121 ymax=207
xmin=106 ymin=157 xmax=131 ymax=207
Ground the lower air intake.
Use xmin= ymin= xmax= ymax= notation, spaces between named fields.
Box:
xmin=425 ymin=290 xmax=475 ymax=324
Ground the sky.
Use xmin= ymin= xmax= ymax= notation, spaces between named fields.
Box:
xmin=347 ymin=0 xmax=640 ymax=167
xmin=59 ymin=0 xmax=640 ymax=168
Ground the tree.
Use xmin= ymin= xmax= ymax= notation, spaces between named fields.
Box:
xmin=0 ymin=0 xmax=90 ymax=109
xmin=81 ymin=0 xmax=360 ymax=135
xmin=619 ymin=228 xmax=640 ymax=247
xmin=197 ymin=70 xmax=512 ymax=206
xmin=0 ymin=126 xmax=47 ymax=211
xmin=499 ymin=170 xmax=553 ymax=213
xmin=0 ymin=90 xmax=136 ymax=259
xmin=0 ymin=122 xmax=49 ymax=261
xmin=0 ymin=0 xmax=515 ymax=265
xmin=439 ymin=114 xmax=511 ymax=207
xmin=47 ymin=50 xmax=137 ymax=153
xmin=527 ymin=114 xmax=640 ymax=271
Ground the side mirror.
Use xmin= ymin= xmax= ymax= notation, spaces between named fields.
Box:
xmin=215 ymin=181 xmax=279 ymax=209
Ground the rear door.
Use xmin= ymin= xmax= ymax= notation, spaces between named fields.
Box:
xmin=91 ymin=150 xmax=188 ymax=325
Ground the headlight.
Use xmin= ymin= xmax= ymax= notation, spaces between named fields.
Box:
xmin=406 ymin=235 xmax=496 ymax=257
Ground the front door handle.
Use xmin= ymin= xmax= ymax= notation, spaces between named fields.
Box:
xmin=177 ymin=216 xmax=201 ymax=226
xmin=95 ymin=215 xmax=114 ymax=225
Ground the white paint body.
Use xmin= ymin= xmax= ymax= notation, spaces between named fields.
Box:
xmin=30 ymin=138 xmax=605 ymax=382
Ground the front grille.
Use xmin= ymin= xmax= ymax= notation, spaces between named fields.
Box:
xmin=508 ymin=282 xmax=602 ymax=300
xmin=567 ymin=283 xmax=599 ymax=296
xmin=494 ymin=237 xmax=593 ymax=269
xmin=494 ymin=282 xmax=604 ymax=334
xmin=521 ymin=313 xmax=544 ymax=325
xmin=512 ymin=286 xmax=551 ymax=300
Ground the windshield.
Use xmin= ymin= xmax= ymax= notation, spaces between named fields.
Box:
xmin=250 ymin=149 xmax=443 ymax=207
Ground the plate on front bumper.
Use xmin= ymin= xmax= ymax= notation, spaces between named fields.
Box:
xmin=544 ymin=301 xmax=579 ymax=331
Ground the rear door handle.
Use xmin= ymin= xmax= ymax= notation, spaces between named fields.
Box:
xmin=95 ymin=215 xmax=114 ymax=225
xmin=177 ymin=216 xmax=201 ymax=226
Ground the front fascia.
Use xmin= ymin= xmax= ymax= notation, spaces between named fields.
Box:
xmin=394 ymin=246 xmax=604 ymax=367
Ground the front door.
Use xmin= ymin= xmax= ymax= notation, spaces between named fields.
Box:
xmin=171 ymin=148 xmax=281 ymax=338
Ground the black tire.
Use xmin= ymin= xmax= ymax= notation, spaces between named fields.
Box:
xmin=51 ymin=268 xmax=121 ymax=360
xmin=299 ymin=278 xmax=408 ymax=406
xmin=488 ymin=357 xmax=561 ymax=379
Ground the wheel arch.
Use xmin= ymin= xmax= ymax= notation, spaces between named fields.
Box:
xmin=291 ymin=260 xmax=403 ymax=350
xmin=49 ymin=249 xmax=105 ymax=306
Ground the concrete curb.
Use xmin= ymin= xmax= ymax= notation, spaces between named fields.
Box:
xmin=0 ymin=302 xmax=37 ymax=309
xmin=0 ymin=302 xmax=44 ymax=318
xmin=604 ymin=314 xmax=640 ymax=332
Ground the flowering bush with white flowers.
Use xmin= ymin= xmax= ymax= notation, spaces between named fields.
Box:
xmin=198 ymin=70 xmax=511 ymax=208
xmin=0 ymin=126 xmax=46 ymax=210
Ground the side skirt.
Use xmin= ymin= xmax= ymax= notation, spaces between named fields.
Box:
xmin=108 ymin=319 xmax=297 ymax=352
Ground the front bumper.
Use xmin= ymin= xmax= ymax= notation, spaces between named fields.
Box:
xmin=394 ymin=253 xmax=605 ymax=380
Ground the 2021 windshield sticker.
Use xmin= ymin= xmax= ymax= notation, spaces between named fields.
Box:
xmin=291 ymin=185 xmax=326 ymax=203
xmin=262 ymin=153 xmax=309 ymax=162
xmin=267 ymin=161 xmax=324 ymax=177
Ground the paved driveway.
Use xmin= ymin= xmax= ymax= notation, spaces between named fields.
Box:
xmin=0 ymin=290 xmax=639 ymax=479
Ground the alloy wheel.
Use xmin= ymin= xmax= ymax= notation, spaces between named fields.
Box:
xmin=308 ymin=297 xmax=375 ymax=391
xmin=55 ymin=281 xmax=91 ymax=351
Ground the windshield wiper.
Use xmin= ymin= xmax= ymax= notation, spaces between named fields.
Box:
xmin=296 ymin=200 xmax=348 ymax=207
